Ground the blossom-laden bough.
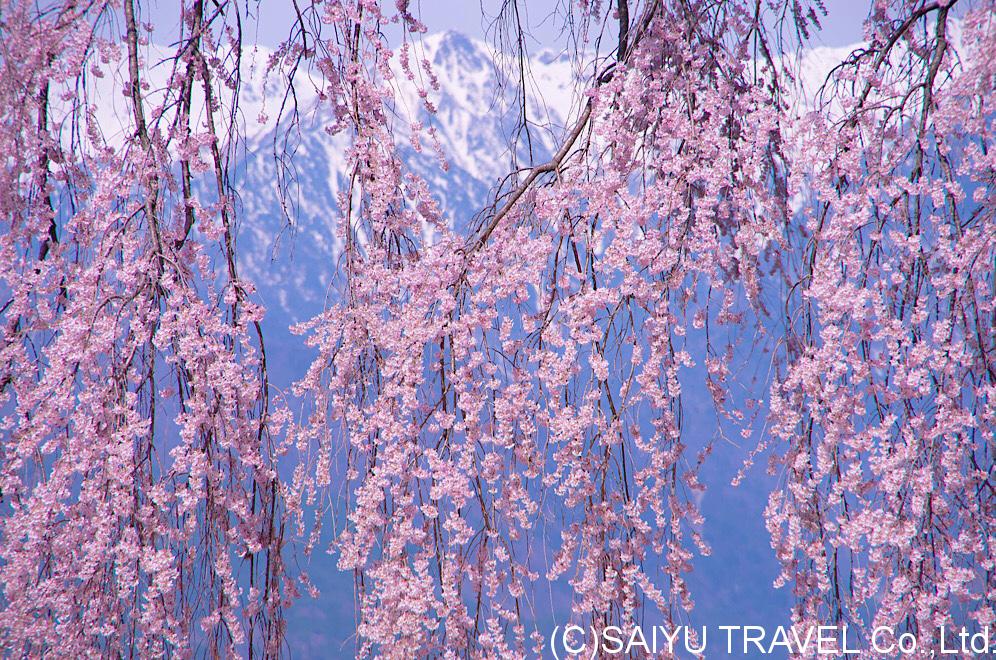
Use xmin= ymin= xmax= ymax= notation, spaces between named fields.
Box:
xmin=0 ymin=0 xmax=992 ymax=657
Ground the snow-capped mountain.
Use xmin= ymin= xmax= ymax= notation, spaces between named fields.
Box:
xmin=228 ymin=30 xmax=854 ymax=327
xmin=233 ymin=31 xmax=584 ymax=323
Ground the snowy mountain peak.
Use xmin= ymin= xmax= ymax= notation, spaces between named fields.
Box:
xmin=426 ymin=30 xmax=492 ymax=70
xmin=234 ymin=31 xmax=852 ymax=324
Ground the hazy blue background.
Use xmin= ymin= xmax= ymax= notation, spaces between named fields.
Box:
xmin=141 ymin=1 xmax=872 ymax=656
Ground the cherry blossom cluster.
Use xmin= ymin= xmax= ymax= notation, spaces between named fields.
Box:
xmin=0 ymin=0 xmax=992 ymax=657
xmin=1 ymin=1 xmax=291 ymax=656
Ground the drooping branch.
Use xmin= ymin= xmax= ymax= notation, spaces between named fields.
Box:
xmin=466 ymin=0 xmax=658 ymax=255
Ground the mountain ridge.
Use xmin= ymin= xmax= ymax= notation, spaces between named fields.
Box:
xmin=231 ymin=30 xmax=855 ymax=323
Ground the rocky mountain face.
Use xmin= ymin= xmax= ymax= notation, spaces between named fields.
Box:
xmin=231 ymin=30 xmax=849 ymax=325
xmin=234 ymin=30 xmax=582 ymax=324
